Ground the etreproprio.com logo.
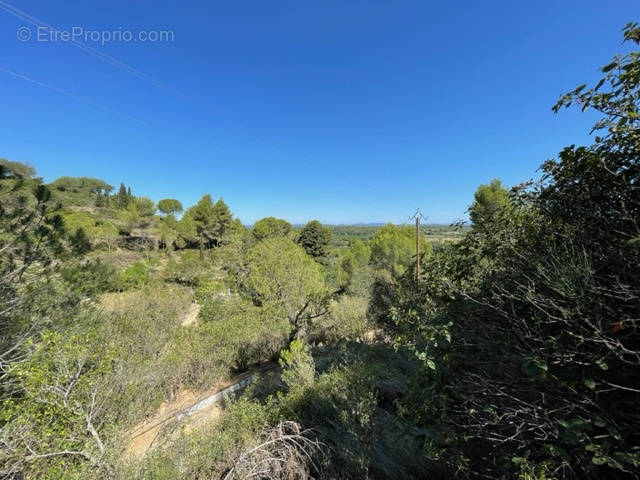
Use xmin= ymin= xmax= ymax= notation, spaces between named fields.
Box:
xmin=17 ymin=26 xmax=174 ymax=46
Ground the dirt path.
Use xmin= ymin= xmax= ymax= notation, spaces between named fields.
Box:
xmin=126 ymin=303 xmax=382 ymax=459
xmin=126 ymin=328 xmax=384 ymax=457
xmin=126 ymin=363 xmax=278 ymax=458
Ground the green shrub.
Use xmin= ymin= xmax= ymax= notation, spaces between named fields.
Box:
xmin=60 ymin=260 xmax=117 ymax=298
xmin=117 ymin=261 xmax=150 ymax=290
xmin=58 ymin=209 xmax=119 ymax=246
xmin=194 ymin=278 xmax=226 ymax=303
xmin=316 ymin=295 xmax=371 ymax=342
xmin=198 ymin=295 xmax=251 ymax=323
xmin=167 ymin=301 xmax=289 ymax=391
xmin=204 ymin=303 xmax=289 ymax=371
xmin=163 ymin=250 xmax=216 ymax=286
xmin=275 ymin=350 xmax=427 ymax=479
xmin=279 ymin=339 xmax=315 ymax=391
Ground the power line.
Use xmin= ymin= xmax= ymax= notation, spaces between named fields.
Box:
xmin=0 ymin=1 xmax=149 ymax=80
xmin=0 ymin=0 xmax=195 ymax=104
xmin=0 ymin=0 xmax=436 ymax=222
xmin=0 ymin=65 xmax=146 ymax=124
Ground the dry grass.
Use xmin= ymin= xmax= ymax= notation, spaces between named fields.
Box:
xmin=224 ymin=421 xmax=323 ymax=480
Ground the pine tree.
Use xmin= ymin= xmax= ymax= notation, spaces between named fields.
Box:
xmin=116 ymin=183 xmax=129 ymax=209
xmin=297 ymin=220 xmax=331 ymax=259
xmin=212 ymin=198 xmax=232 ymax=244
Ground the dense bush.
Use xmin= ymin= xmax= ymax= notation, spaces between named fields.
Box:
xmin=194 ymin=278 xmax=226 ymax=301
xmin=163 ymin=250 xmax=217 ymax=286
xmin=60 ymin=260 xmax=118 ymax=299
xmin=1 ymin=283 xmax=190 ymax=478
xmin=58 ymin=210 xmax=120 ymax=247
xmin=276 ymin=342 xmax=426 ymax=479
xmin=279 ymin=339 xmax=315 ymax=392
xmin=390 ymin=25 xmax=640 ymax=479
xmin=117 ymin=261 xmax=151 ymax=290
xmin=195 ymin=300 xmax=290 ymax=373
xmin=316 ymin=295 xmax=371 ymax=343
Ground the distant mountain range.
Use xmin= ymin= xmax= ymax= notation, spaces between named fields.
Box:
xmin=248 ymin=222 xmax=462 ymax=228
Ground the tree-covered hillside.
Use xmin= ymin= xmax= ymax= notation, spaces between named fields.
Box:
xmin=0 ymin=154 xmax=437 ymax=479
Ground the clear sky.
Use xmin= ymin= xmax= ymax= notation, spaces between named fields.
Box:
xmin=0 ymin=1 xmax=636 ymax=224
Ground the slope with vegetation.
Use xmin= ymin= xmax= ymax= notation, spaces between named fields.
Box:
xmin=0 ymin=150 xmax=432 ymax=478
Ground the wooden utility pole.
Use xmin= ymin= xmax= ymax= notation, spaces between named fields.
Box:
xmin=409 ymin=209 xmax=425 ymax=282
xmin=415 ymin=215 xmax=420 ymax=281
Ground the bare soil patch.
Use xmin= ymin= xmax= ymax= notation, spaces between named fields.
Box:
xmin=181 ymin=302 xmax=200 ymax=326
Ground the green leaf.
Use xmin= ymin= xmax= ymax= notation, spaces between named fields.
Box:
xmin=614 ymin=451 xmax=640 ymax=467
xmin=593 ymin=415 xmax=607 ymax=427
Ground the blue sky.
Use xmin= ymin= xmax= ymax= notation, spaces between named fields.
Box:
xmin=0 ymin=1 xmax=636 ymax=224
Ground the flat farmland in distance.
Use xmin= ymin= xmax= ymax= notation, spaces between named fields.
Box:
xmin=325 ymin=224 xmax=471 ymax=248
